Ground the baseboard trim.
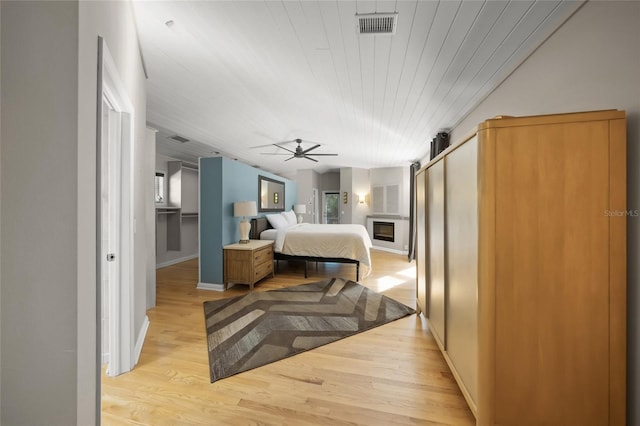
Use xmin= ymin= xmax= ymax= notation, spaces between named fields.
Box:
xmin=371 ymin=246 xmax=408 ymax=255
xmin=134 ymin=315 xmax=150 ymax=365
xmin=197 ymin=282 xmax=225 ymax=292
xmin=156 ymin=254 xmax=198 ymax=269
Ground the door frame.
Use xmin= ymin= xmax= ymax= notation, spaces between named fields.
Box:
xmin=97 ymin=37 xmax=135 ymax=380
xmin=312 ymin=188 xmax=319 ymax=224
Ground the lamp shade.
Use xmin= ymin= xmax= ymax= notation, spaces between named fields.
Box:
xmin=293 ymin=204 xmax=306 ymax=214
xmin=233 ymin=201 xmax=257 ymax=218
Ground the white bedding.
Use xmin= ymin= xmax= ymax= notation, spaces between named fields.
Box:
xmin=264 ymin=223 xmax=373 ymax=277
xmin=260 ymin=229 xmax=278 ymax=241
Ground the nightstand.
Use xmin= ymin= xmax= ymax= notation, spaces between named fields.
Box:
xmin=223 ymin=240 xmax=274 ymax=290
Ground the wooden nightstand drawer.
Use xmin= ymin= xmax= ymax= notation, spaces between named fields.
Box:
xmin=223 ymin=240 xmax=274 ymax=290
xmin=254 ymin=245 xmax=273 ymax=264
xmin=254 ymin=261 xmax=273 ymax=279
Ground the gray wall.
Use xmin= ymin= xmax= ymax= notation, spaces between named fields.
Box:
xmin=2 ymin=3 xmax=80 ymax=424
xmin=1 ymin=1 xmax=149 ymax=424
xmin=319 ymin=171 xmax=340 ymax=224
xmin=339 ymin=167 xmax=370 ymax=226
xmin=448 ymin=2 xmax=640 ymax=423
xmin=295 ymin=169 xmax=319 ymax=223
xmin=319 ymin=171 xmax=340 ymax=192
xmin=0 ymin=2 xmax=3 ymax=417
xmin=296 ymin=170 xmax=344 ymax=224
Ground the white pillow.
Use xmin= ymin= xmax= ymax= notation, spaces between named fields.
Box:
xmin=281 ymin=210 xmax=297 ymax=226
xmin=266 ymin=213 xmax=289 ymax=230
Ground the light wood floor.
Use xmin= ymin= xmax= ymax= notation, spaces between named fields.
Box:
xmin=102 ymin=249 xmax=475 ymax=425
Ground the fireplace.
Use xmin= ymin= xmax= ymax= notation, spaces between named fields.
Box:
xmin=373 ymin=221 xmax=395 ymax=242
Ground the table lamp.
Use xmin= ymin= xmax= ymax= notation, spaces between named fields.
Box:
xmin=233 ymin=201 xmax=257 ymax=243
xmin=293 ymin=204 xmax=306 ymax=223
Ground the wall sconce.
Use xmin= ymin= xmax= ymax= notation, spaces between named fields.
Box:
xmin=343 ymin=192 xmax=348 ymax=204
xmin=358 ymin=193 xmax=368 ymax=204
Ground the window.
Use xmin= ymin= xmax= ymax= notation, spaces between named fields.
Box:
xmin=155 ymin=172 xmax=165 ymax=203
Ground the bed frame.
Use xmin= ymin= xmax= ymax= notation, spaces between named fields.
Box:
xmin=250 ymin=217 xmax=360 ymax=281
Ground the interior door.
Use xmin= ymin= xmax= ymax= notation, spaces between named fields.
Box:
xmin=101 ymin=97 xmax=122 ymax=374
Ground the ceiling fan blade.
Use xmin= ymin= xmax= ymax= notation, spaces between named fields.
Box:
xmin=249 ymin=143 xmax=279 ymax=149
xmin=260 ymin=153 xmax=292 ymax=155
xmin=302 ymin=144 xmax=321 ymax=154
xmin=273 ymin=144 xmax=296 ymax=154
xmin=306 ymin=153 xmax=338 ymax=156
xmin=304 ymin=156 xmax=318 ymax=162
xmin=284 ymin=156 xmax=295 ymax=161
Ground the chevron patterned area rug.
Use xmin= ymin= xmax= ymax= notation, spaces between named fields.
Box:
xmin=203 ymin=277 xmax=415 ymax=383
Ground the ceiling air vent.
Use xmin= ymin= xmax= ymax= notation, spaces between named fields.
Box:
xmin=356 ymin=12 xmax=398 ymax=35
xmin=169 ymin=134 xmax=190 ymax=143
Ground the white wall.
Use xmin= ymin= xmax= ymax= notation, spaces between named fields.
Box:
xmin=146 ymin=129 xmax=157 ymax=309
xmin=447 ymin=2 xmax=640 ymax=423
xmin=1 ymin=1 xmax=149 ymax=424
xmin=369 ymin=167 xmax=411 ymax=217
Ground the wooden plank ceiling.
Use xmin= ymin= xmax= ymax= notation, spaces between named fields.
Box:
xmin=134 ymin=0 xmax=583 ymax=176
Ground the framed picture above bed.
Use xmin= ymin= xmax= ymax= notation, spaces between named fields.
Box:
xmin=258 ymin=175 xmax=285 ymax=212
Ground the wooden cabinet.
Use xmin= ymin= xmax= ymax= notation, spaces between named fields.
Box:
xmin=415 ymin=110 xmax=627 ymax=425
xmin=223 ymin=240 xmax=274 ymax=290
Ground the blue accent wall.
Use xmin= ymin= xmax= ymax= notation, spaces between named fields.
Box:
xmin=199 ymin=157 xmax=297 ymax=284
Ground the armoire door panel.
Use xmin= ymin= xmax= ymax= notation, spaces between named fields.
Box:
xmin=445 ymin=136 xmax=479 ymax=406
xmin=416 ymin=169 xmax=427 ymax=314
xmin=493 ymin=121 xmax=610 ymax=425
xmin=427 ymin=161 xmax=446 ymax=347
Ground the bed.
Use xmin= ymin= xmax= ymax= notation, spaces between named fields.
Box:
xmin=249 ymin=216 xmax=372 ymax=281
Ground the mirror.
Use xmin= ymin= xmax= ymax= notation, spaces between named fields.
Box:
xmin=258 ymin=175 xmax=285 ymax=212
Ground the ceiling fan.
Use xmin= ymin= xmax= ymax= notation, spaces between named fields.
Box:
xmin=261 ymin=138 xmax=338 ymax=162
